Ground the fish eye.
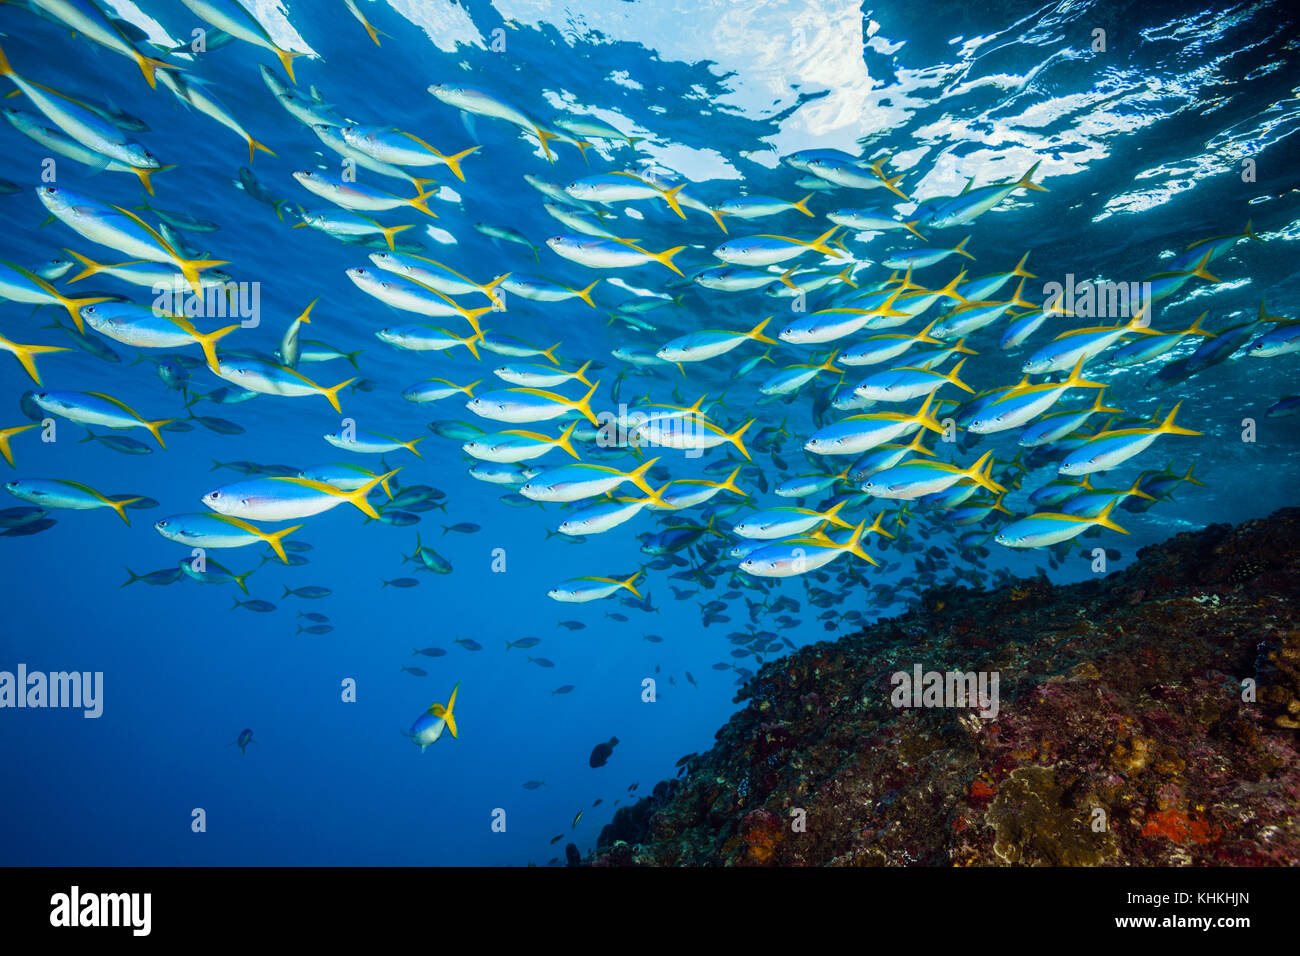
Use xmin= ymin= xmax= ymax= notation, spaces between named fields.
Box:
xmin=209 ymin=491 xmax=222 ymax=500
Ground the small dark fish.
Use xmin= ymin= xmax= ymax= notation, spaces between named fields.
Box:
xmin=442 ymin=522 xmax=481 ymax=534
xmin=377 ymin=509 xmax=421 ymax=526
xmin=2 ymin=518 xmax=56 ymax=536
xmin=383 ymin=577 xmax=419 ymax=588
xmin=232 ymin=598 xmax=276 ymax=612
xmin=549 ymin=834 xmax=564 ymax=844
xmin=528 ymin=656 xmax=555 ymax=668
xmin=558 ymin=620 xmax=585 ymax=630
xmin=455 ymin=638 xmax=482 ymax=651
xmin=412 ymin=647 xmax=447 ymax=657
xmin=0 ymin=506 xmax=46 ymax=528
xmin=122 ymin=566 xmax=183 ymax=587
xmin=298 ymin=611 xmax=329 ymax=622
xmin=192 ymin=415 xmax=245 ymax=435
xmin=298 ymin=624 xmax=333 ymax=635
xmin=592 ymin=798 xmax=603 ymax=807
xmin=551 ymin=684 xmax=575 ymax=695
xmin=571 ymin=810 xmax=583 ymax=829
xmin=589 ymin=736 xmax=619 ymax=768
xmin=283 ymin=585 xmax=331 ymax=599
xmin=522 ymin=780 xmax=546 ymax=790
xmin=642 ymin=634 xmax=664 ymax=643
xmin=262 ymin=552 xmax=310 ymax=567
xmin=506 ymin=637 xmax=541 ymax=650
xmin=605 ymin=612 xmax=628 ymax=622
xmin=400 ymin=666 xmax=427 ymax=676
xmin=79 ymin=430 xmax=151 ymax=455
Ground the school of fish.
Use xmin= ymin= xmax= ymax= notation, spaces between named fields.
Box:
xmin=1 ymin=0 xmax=1296 ymax=816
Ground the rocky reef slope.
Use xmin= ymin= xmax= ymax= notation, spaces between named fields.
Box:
xmin=592 ymin=509 xmax=1300 ymax=865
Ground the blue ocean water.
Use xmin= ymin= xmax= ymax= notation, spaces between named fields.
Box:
xmin=0 ymin=0 xmax=1296 ymax=867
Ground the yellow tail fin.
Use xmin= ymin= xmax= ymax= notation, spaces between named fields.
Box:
xmin=617 ymin=571 xmax=643 ymax=600
xmin=322 ymin=378 xmax=357 ymax=413
xmin=574 ymin=280 xmax=600 ymax=308
xmin=533 ymin=125 xmax=558 ymax=162
xmin=749 ymin=317 xmax=776 ymax=345
xmin=651 ymin=245 xmax=686 ymax=276
xmin=343 ymin=468 xmax=403 ymax=519
xmin=275 ymin=47 xmax=306 ymax=84
xmin=556 ymin=421 xmax=580 ymax=459
xmin=133 ymin=51 xmax=182 ymax=89
xmin=716 ymin=465 xmax=746 ymax=496
xmin=1063 ymin=356 xmax=1106 ymax=390
xmin=0 ymin=334 xmax=69 ymax=385
xmin=728 ymin=419 xmax=754 ymax=460
xmin=247 ymin=136 xmax=275 ymax=163
xmin=65 ymin=250 xmax=144 ymax=283
xmin=406 ymin=190 xmax=438 ymax=218
xmin=572 ymin=379 xmax=601 ymax=426
xmin=183 ymin=321 xmax=240 ymax=375
xmin=572 ymin=361 xmax=593 ymax=388
xmin=841 ymin=521 xmax=881 ymax=566
xmin=819 ymin=499 xmax=853 ymax=529
xmin=902 ymin=428 xmax=935 ymax=458
xmin=1093 ymin=500 xmax=1128 ymax=534
xmin=1158 ymin=402 xmax=1203 ymax=437
xmin=219 ymin=515 xmax=302 ymax=563
xmin=966 ymin=452 xmax=1006 ymax=493
xmin=626 ymin=457 xmax=660 ymax=495
xmin=381 ymin=223 xmax=414 ymax=250
xmin=1007 ymin=277 xmax=1036 ymax=310
xmin=107 ymin=495 xmax=143 ymax=525
xmin=442 ymin=682 xmax=460 ymax=738
xmin=945 ymin=356 xmax=975 ymax=393
xmin=0 ymin=423 xmax=38 ymax=467
xmin=55 ymin=292 xmax=114 ymax=333
xmin=177 ymin=257 xmax=230 ymax=296
xmin=441 ymin=145 xmax=479 ymax=182
xmin=1016 ymin=161 xmax=1048 ymax=192
xmin=805 ymin=226 xmax=841 ymax=257
xmin=144 ymin=417 xmax=178 ymax=449
xmin=1180 ymin=312 xmax=1215 ymax=338
xmin=934 ymin=270 xmax=968 ymax=303
xmin=953 ymin=235 xmax=975 ymax=260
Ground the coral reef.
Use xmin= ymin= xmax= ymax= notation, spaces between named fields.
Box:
xmin=591 ymin=509 xmax=1300 ymax=866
